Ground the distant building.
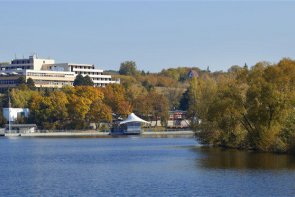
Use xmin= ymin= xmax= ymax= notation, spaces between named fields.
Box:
xmin=188 ymin=70 xmax=199 ymax=79
xmin=149 ymin=110 xmax=190 ymax=128
xmin=167 ymin=110 xmax=189 ymax=128
xmin=3 ymin=108 xmax=30 ymax=122
xmin=0 ymin=55 xmax=120 ymax=91
xmin=5 ymin=124 xmax=37 ymax=133
xmin=169 ymin=110 xmax=187 ymax=120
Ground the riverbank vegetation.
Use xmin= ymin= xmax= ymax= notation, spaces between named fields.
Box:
xmin=0 ymin=61 xmax=205 ymax=130
xmin=187 ymin=58 xmax=295 ymax=153
xmin=9 ymin=85 xmax=125 ymax=129
xmin=1 ymin=58 xmax=295 ymax=154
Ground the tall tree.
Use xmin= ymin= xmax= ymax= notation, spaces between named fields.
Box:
xmin=73 ymin=74 xmax=85 ymax=86
xmin=102 ymin=84 xmax=132 ymax=117
xmin=83 ymin=75 xmax=94 ymax=86
xmin=17 ymin=76 xmax=26 ymax=85
xmin=179 ymin=89 xmax=189 ymax=111
xmin=26 ymin=78 xmax=35 ymax=90
xmin=133 ymin=91 xmax=169 ymax=126
xmin=119 ymin=61 xmax=137 ymax=76
xmin=87 ymin=100 xmax=112 ymax=129
xmin=73 ymin=74 xmax=94 ymax=86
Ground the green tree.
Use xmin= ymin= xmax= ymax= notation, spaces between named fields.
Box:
xmin=119 ymin=61 xmax=137 ymax=76
xmin=193 ymin=58 xmax=295 ymax=153
xmin=73 ymin=74 xmax=85 ymax=86
xmin=149 ymin=91 xmax=169 ymax=127
xmin=17 ymin=76 xmax=26 ymax=85
xmin=187 ymin=76 xmax=218 ymax=140
xmin=179 ymin=89 xmax=189 ymax=111
xmin=26 ymin=78 xmax=35 ymax=90
xmin=73 ymin=74 xmax=94 ymax=86
xmin=83 ymin=75 xmax=94 ymax=86
xmin=133 ymin=91 xmax=169 ymax=127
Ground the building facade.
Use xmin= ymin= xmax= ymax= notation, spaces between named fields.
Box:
xmin=0 ymin=55 xmax=119 ymax=91
xmin=3 ymin=107 xmax=30 ymax=122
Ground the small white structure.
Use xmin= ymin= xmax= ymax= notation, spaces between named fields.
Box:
xmin=5 ymin=124 xmax=37 ymax=134
xmin=111 ymin=113 xmax=150 ymax=135
xmin=119 ymin=113 xmax=150 ymax=125
xmin=3 ymin=108 xmax=30 ymax=122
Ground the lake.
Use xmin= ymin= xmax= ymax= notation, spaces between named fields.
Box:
xmin=1 ymin=137 xmax=295 ymax=196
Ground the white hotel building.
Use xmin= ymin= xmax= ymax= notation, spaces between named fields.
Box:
xmin=0 ymin=55 xmax=119 ymax=91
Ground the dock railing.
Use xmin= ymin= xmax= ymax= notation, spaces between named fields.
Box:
xmin=36 ymin=129 xmax=105 ymax=133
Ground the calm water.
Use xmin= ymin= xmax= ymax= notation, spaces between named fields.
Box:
xmin=1 ymin=137 xmax=295 ymax=196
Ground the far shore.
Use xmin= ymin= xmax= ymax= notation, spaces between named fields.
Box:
xmin=1 ymin=130 xmax=195 ymax=138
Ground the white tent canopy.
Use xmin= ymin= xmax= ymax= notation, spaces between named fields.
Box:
xmin=119 ymin=113 xmax=150 ymax=125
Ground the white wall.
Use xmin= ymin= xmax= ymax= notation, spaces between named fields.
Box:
xmin=3 ymin=108 xmax=30 ymax=122
xmin=33 ymin=58 xmax=55 ymax=71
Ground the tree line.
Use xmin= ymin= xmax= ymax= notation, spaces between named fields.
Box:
xmin=7 ymin=84 xmax=130 ymax=130
xmin=2 ymin=58 xmax=295 ymax=154
xmin=3 ymin=73 xmax=170 ymax=130
xmin=186 ymin=58 xmax=295 ymax=153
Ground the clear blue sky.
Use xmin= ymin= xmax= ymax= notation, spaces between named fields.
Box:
xmin=0 ymin=1 xmax=294 ymax=72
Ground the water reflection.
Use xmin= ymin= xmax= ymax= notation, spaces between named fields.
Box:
xmin=193 ymin=146 xmax=295 ymax=170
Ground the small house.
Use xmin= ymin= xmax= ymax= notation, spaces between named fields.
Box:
xmin=188 ymin=70 xmax=199 ymax=79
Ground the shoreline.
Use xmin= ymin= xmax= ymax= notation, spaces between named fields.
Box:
xmin=2 ymin=130 xmax=195 ymax=138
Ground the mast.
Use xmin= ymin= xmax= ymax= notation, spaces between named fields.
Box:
xmin=8 ymin=91 xmax=11 ymax=133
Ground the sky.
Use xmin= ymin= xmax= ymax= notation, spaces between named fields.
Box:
xmin=0 ymin=1 xmax=294 ymax=72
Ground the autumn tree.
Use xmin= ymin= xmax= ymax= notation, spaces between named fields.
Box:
xmin=187 ymin=76 xmax=218 ymax=142
xmin=133 ymin=91 xmax=169 ymax=127
xmin=191 ymin=58 xmax=295 ymax=153
xmin=10 ymin=86 xmax=36 ymax=108
xmin=65 ymin=86 xmax=104 ymax=129
xmin=102 ymin=84 xmax=132 ymax=117
xmin=242 ymin=60 xmax=295 ymax=152
xmin=87 ymin=100 xmax=112 ymax=129
xmin=26 ymin=91 xmax=67 ymax=129
xmin=149 ymin=91 xmax=169 ymax=127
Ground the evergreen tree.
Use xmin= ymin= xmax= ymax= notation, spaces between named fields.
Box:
xmin=179 ymin=89 xmax=189 ymax=111
xmin=17 ymin=76 xmax=26 ymax=85
xmin=83 ymin=75 xmax=94 ymax=86
xmin=73 ymin=74 xmax=85 ymax=86
xmin=73 ymin=74 xmax=94 ymax=86
xmin=26 ymin=78 xmax=35 ymax=90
